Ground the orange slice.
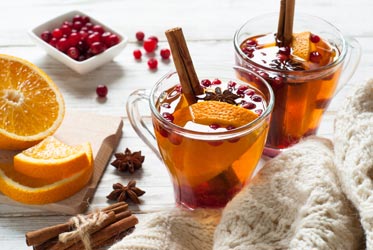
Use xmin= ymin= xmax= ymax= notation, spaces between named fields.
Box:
xmin=291 ymin=31 xmax=314 ymax=60
xmin=190 ymin=101 xmax=258 ymax=127
xmin=14 ymin=136 xmax=93 ymax=179
xmin=0 ymin=162 xmax=93 ymax=204
xmin=0 ymin=54 xmax=65 ymax=150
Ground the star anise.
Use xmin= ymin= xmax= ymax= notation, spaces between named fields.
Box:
xmin=111 ymin=148 xmax=145 ymax=173
xmin=106 ymin=180 xmax=145 ymax=204
xmin=202 ymin=87 xmax=240 ymax=105
xmin=269 ymin=58 xmax=305 ymax=71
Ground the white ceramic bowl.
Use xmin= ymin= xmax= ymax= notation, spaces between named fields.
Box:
xmin=28 ymin=10 xmax=128 ymax=74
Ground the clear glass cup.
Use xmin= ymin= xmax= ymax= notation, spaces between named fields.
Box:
xmin=127 ymin=66 xmax=274 ymax=209
xmin=234 ymin=13 xmax=361 ymax=157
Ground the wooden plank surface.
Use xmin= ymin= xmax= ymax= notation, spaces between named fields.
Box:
xmin=0 ymin=0 xmax=373 ymax=249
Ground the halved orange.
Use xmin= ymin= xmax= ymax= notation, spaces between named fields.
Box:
xmin=0 ymin=54 xmax=65 ymax=150
xmin=14 ymin=136 xmax=93 ymax=179
xmin=0 ymin=162 xmax=93 ymax=204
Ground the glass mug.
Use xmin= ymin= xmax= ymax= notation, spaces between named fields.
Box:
xmin=127 ymin=66 xmax=274 ymax=209
xmin=234 ymin=13 xmax=361 ymax=157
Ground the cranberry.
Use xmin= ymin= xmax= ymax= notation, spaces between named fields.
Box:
xmin=49 ymin=37 xmax=58 ymax=47
xmin=77 ymin=40 xmax=88 ymax=52
xmin=209 ymin=124 xmax=220 ymax=130
xmin=211 ymin=79 xmax=222 ymax=85
xmin=106 ymin=34 xmax=120 ymax=47
xmin=309 ymin=51 xmax=322 ymax=63
xmin=82 ymin=16 xmax=90 ymax=24
xmin=160 ymin=48 xmax=171 ymax=59
xmin=201 ymin=79 xmax=211 ymax=87
xmin=41 ymin=31 xmax=52 ymax=43
xmin=87 ymin=33 xmax=101 ymax=46
xmin=52 ymin=28 xmax=63 ymax=39
xmin=310 ymin=34 xmax=320 ymax=43
xmin=73 ymin=21 xmax=83 ymax=30
xmin=136 ymin=31 xmax=145 ymax=41
xmin=85 ymin=22 xmax=94 ymax=30
xmin=148 ymin=36 xmax=159 ymax=44
xmin=78 ymin=30 xmax=89 ymax=41
xmin=162 ymin=112 xmax=174 ymax=122
xmin=96 ymin=85 xmax=108 ymax=97
xmin=90 ymin=42 xmax=106 ymax=55
xmin=147 ymin=58 xmax=158 ymax=69
xmin=133 ymin=49 xmax=142 ymax=59
xmin=67 ymin=47 xmax=80 ymax=60
xmin=56 ymin=38 xmax=70 ymax=52
xmin=278 ymin=46 xmax=291 ymax=56
xmin=237 ymin=85 xmax=248 ymax=95
xmin=143 ymin=38 xmax=157 ymax=53
xmin=73 ymin=15 xmax=83 ymax=23
xmin=252 ymin=95 xmax=262 ymax=102
xmin=63 ymin=21 xmax=73 ymax=27
xmin=243 ymin=102 xmax=256 ymax=109
xmin=68 ymin=32 xmax=80 ymax=46
xmin=78 ymin=55 xmax=86 ymax=61
xmin=92 ymin=25 xmax=105 ymax=34
xmin=60 ymin=24 xmax=72 ymax=35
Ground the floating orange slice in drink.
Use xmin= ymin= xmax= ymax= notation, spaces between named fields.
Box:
xmin=292 ymin=31 xmax=314 ymax=60
xmin=14 ymin=136 xmax=93 ymax=179
xmin=0 ymin=54 xmax=65 ymax=150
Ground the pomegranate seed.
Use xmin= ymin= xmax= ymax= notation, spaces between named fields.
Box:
xmin=245 ymin=89 xmax=255 ymax=96
xmin=272 ymin=76 xmax=284 ymax=88
xmin=60 ymin=24 xmax=72 ymax=35
xmin=246 ymin=40 xmax=257 ymax=47
xmin=73 ymin=21 xmax=83 ymax=30
xmin=73 ymin=15 xmax=83 ymax=23
xmin=278 ymin=46 xmax=291 ymax=56
xmin=309 ymin=51 xmax=322 ymax=63
xmin=56 ymin=38 xmax=70 ymax=52
xmin=82 ymin=16 xmax=90 ymax=24
xmin=90 ymin=42 xmax=106 ymax=55
xmin=147 ymin=58 xmax=158 ymax=69
xmin=168 ymin=133 xmax=182 ymax=145
xmin=68 ymin=32 xmax=80 ymax=46
xmin=310 ymin=34 xmax=320 ymax=43
xmin=49 ymin=37 xmax=58 ymax=47
xmin=243 ymin=102 xmax=256 ymax=109
xmin=158 ymin=126 xmax=169 ymax=138
xmin=208 ymin=140 xmax=224 ymax=146
xmin=162 ymin=112 xmax=174 ymax=122
xmin=226 ymin=125 xmax=236 ymax=130
xmin=228 ymin=81 xmax=237 ymax=88
xmin=92 ymin=25 xmax=105 ymax=34
xmin=160 ymin=48 xmax=171 ymax=59
xmin=133 ymin=49 xmax=142 ymax=59
xmin=175 ymin=85 xmax=182 ymax=92
xmin=237 ymin=85 xmax=248 ymax=95
xmin=143 ymin=38 xmax=157 ymax=53
xmin=255 ymin=109 xmax=263 ymax=116
xmin=259 ymin=71 xmax=269 ymax=79
xmin=52 ymin=28 xmax=63 ymax=39
xmin=41 ymin=31 xmax=52 ymax=43
xmin=87 ymin=33 xmax=101 ymax=46
xmin=201 ymin=79 xmax=211 ymax=87
xmin=96 ymin=85 xmax=108 ymax=97
xmin=161 ymin=103 xmax=171 ymax=108
xmin=211 ymin=79 xmax=222 ymax=85
xmin=67 ymin=47 xmax=80 ymax=60
xmin=136 ymin=31 xmax=145 ymax=41
xmin=252 ymin=95 xmax=262 ymax=102
xmin=209 ymin=124 xmax=220 ymax=130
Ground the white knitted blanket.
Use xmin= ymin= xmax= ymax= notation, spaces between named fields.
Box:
xmin=110 ymin=79 xmax=372 ymax=250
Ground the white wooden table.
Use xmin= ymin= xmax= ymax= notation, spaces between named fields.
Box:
xmin=1 ymin=0 xmax=372 ymax=249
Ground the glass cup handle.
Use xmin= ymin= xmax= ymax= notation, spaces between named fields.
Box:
xmin=126 ymin=89 xmax=162 ymax=161
xmin=336 ymin=36 xmax=362 ymax=94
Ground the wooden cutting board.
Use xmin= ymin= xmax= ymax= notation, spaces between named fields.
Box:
xmin=0 ymin=111 xmax=123 ymax=215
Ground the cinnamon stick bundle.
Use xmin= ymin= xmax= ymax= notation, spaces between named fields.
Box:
xmin=276 ymin=0 xmax=296 ymax=47
xmin=26 ymin=202 xmax=136 ymax=250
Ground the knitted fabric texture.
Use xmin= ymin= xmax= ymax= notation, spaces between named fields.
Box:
xmin=334 ymin=79 xmax=373 ymax=249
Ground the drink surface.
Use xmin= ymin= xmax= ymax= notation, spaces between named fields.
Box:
xmin=153 ymin=78 xmax=269 ymax=208
xmin=237 ymin=32 xmax=342 ymax=150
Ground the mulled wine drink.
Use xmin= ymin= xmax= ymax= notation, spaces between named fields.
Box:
xmin=234 ymin=14 xmax=361 ymax=156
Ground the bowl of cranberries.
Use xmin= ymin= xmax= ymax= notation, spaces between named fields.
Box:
xmin=28 ymin=10 xmax=128 ymax=74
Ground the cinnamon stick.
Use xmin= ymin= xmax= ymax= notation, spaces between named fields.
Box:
xmin=276 ymin=0 xmax=296 ymax=47
xmin=26 ymin=202 xmax=128 ymax=246
xmin=165 ymin=27 xmax=204 ymax=104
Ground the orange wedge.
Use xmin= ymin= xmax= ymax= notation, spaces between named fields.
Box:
xmin=14 ymin=136 xmax=93 ymax=179
xmin=190 ymin=101 xmax=258 ymax=127
xmin=292 ymin=31 xmax=314 ymax=60
xmin=0 ymin=162 xmax=93 ymax=204
xmin=0 ymin=54 xmax=65 ymax=150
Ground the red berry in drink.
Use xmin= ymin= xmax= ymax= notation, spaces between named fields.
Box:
xmin=67 ymin=47 xmax=80 ymax=60
xmin=209 ymin=124 xmax=220 ymax=130
xmin=136 ymin=31 xmax=145 ymax=41
xmin=133 ymin=49 xmax=142 ymax=59
xmin=90 ymin=42 xmax=106 ymax=55
xmin=41 ymin=31 xmax=52 ymax=43
xmin=252 ymin=95 xmax=262 ymax=102
xmin=278 ymin=46 xmax=291 ymax=56
xmin=96 ymin=85 xmax=108 ymax=97
xmin=310 ymin=34 xmax=320 ymax=43
xmin=162 ymin=112 xmax=174 ymax=122
xmin=246 ymin=39 xmax=257 ymax=47
xmin=147 ymin=58 xmax=158 ymax=69
xmin=243 ymin=102 xmax=256 ymax=109
xmin=56 ymin=38 xmax=69 ymax=52
xmin=237 ymin=85 xmax=248 ymax=95
xmin=160 ymin=48 xmax=171 ymax=59
xmin=309 ymin=51 xmax=322 ymax=63
xmin=52 ymin=28 xmax=63 ymax=39
xmin=143 ymin=38 xmax=157 ymax=53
